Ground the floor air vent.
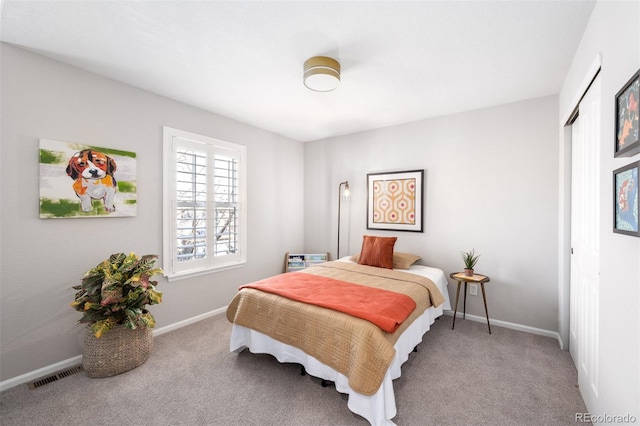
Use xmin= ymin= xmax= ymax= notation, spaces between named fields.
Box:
xmin=28 ymin=365 xmax=84 ymax=389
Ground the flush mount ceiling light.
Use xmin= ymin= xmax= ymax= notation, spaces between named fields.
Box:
xmin=303 ymin=56 xmax=341 ymax=92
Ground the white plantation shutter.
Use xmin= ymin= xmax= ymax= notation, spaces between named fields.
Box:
xmin=163 ymin=127 xmax=246 ymax=280
xmin=212 ymin=153 xmax=239 ymax=256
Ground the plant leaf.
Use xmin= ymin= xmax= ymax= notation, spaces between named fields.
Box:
xmin=90 ymin=318 xmax=115 ymax=338
xmin=148 ymin=289 xmax=162 ymax=305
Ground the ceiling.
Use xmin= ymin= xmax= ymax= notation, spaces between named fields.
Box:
xmin=0 ymin=1 xmax=595 ymax=142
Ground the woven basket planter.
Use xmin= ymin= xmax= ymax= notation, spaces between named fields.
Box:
xmin=83 ymin=325 xmax=153 ymax=378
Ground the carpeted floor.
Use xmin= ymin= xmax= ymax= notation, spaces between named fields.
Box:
xmin=0 ymin=313 xmax=589 ymax=425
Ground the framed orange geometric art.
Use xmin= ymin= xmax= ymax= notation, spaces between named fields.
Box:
xmin=367 ymin=169 xmax=423 ymax=232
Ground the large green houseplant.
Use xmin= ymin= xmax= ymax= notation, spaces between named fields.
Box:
xmin=71 ymin=252 xmax=163 ymax=338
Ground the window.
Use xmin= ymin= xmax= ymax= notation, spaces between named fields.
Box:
xmin=163 ymin=127 xmax=246 ymax=280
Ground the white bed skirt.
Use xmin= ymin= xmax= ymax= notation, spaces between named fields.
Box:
xmin=230 ymin=303 xmax=445 ymax=426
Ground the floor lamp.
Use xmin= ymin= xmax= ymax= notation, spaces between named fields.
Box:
xmin=337 ymin=181 xmax=350 ymax=259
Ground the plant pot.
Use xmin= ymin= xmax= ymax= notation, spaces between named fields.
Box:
xmin=83 ymin=325 xmax=153 ymax=378
xmin=464 ymin=268 xmax=474 ymax=277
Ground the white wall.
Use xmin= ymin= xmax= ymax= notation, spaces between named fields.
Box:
xmin=558 ymin=0 xmax=639 ymax=419
xmin=304 ymin=95 xmax=560 ymax=332
xmin=0 ymin=43 xmax=305 ymax=382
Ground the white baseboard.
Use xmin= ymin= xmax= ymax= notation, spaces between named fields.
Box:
xmin=152 ymin=307 xmax=226 ymax=337
xmin=0 ymin=355 xmax=83 ymax=393
xmin=444 ymin=310 xmax=562 ymax=344
xmin=0 ymin=307 xmax=227 ymax=393
xmin=557 ymin=334 xmax=568 ymax=351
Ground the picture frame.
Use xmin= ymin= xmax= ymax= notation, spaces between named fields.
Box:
xmin=614 ymin=69 xmax=640 ymax=157
xmin=367 ymin=169 xmax=424 ymax=232
xmin=613 ymin=161 xmax=639 ymax=237
xmin=39 ymin=139 xmax=137 ymax=218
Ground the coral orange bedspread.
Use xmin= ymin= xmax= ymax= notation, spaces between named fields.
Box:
xmin=241 ymin=273 xmax=416 ymax=333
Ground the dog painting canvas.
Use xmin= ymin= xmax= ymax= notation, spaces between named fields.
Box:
xmin=39 ymin=139 xmax=137 ymax=218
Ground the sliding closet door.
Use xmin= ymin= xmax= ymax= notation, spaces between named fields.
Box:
xmin=569 ymin=74 xmax=601 ymax=406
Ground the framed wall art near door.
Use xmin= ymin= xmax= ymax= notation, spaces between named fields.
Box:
xmin=613 ymin=161 xmax=639 ymax=237
xmin=367 ymin=169 xmax=424 ymax=232
xmin=614 ymin=69 xmax=640 ymax=157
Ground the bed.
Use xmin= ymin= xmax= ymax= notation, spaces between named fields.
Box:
xmin=226 ymin=240 xmax=451 ymax=425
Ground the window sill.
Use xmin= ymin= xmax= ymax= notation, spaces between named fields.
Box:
xmin=165 ymin=261 xmax=246 ymax=282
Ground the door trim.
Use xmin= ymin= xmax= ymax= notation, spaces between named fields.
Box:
xmin=558 ymin=53 xmax=602 ymax=351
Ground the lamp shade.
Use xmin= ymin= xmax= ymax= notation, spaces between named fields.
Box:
xmin=343 ymin=181 xmax=350 ymax=198
xmin=303 ymin=56 xmax=340 ymax=92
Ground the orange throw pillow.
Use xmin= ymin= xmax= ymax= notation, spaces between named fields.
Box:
xmin=357 ymin=235 xmax=397 ymax=269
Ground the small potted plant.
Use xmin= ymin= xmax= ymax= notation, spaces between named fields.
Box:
xmin=461 ymin=249 xmax=480 ymax=276
xmin=71 ymin=252 xmax=163 ymax=377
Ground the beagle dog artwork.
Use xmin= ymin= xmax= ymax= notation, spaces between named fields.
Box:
xmin=66 ymin=149 xmax=117 ymax=212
